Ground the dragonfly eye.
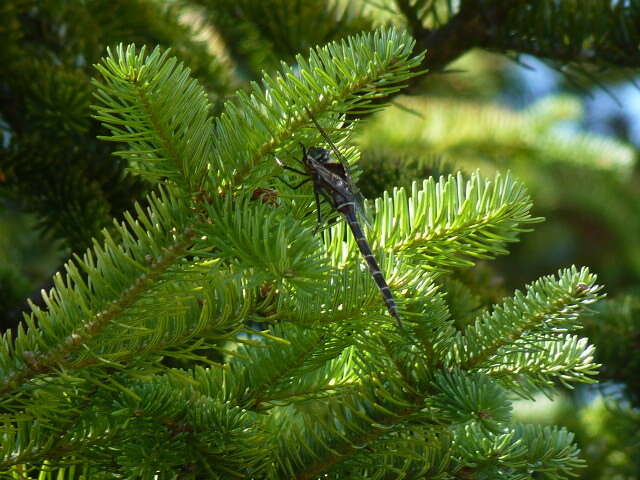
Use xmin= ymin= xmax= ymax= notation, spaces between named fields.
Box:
xmin=307 ymin=147 xmax=331 ymax=164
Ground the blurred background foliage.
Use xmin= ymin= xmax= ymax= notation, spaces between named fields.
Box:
xmin=1 ymin=0 xmax=639 ymax=477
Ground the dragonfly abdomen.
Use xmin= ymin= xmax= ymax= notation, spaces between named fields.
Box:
xmin=340 ymin=207 xmax=401 ymax=325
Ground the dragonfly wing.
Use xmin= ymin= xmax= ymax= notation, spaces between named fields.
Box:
xmin=340 ymin=164 xmax=371 ymax=228
xmin=313 ymin=160 xmax=373 ymax=229
xmin=320 ymin=155 xmax=371 ymax=228
xmin=314 ymin=164 xmax=354 ymax=201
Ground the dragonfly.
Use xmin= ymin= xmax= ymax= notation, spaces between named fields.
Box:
xmin=277 ymin=108 xmax=401 ymax=326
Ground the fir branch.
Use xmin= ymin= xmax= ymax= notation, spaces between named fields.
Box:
xmin=278 ymin=260 xmax=408 ymax=324
xmin=483 ymin=335 xmax=599 ymax=396
xmin=455 ymin=267 xmax=603 ymax=372
xmin=428 ymin=371 xmax=512 ymax=429
xmin=0 ymin=188 xmax=243 ymax=409
xmin=370 ymin=172 xmax=543 ymax=272
xmin=219 ymin=324 xmax=357 ymax=409
xmin=198 ymin=194 xmax=330 ymax=298
xmin=453 ymin=423 xmax=584 ymax=480
xmin=490 ymin=0 xmax=640 ymax=70
xmin=244 ymin=336 xmax=426 ymax=478
xmin=92 ymin=44 xmax=215 ymax=191
xmin=209 ymin=27 xmax=425 ymax=188
xmin=0 ymin=199 xmax=189 ymax=394
xmin=1 ymin=372 xmax=268 ymax=474
xmin=272 ymin=399 xmax=425 ymax=480
xmin=329 ymin=429 xmax=453 ymax=478
xmin=100 ymin=376 xmax=267 ymax=477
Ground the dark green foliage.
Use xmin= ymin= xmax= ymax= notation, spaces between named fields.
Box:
xmin=583 ymin=296 xmax=640 ymax=402
xmin=0 ymin=0 xmax=229 ymax=251
xmin=498 ymin=0 xmax=640 ymax=80
xmin=0 ymin=0 xmax=230 ymax=332
xmin=189 ymin=0 xmax=373 ymax=78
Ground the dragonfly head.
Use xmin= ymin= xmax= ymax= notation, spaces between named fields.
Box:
xmin=306 ymin=146 xmax=331 ymax=165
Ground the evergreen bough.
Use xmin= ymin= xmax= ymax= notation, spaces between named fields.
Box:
xmin=0 ymin=28 xmax=603 ymax=479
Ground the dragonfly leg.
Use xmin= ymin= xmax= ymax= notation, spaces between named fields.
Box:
xmin=313 ymin=188 xmax=340 ymax=234
xmin=275 ymin=155 xmax=307 ymax=175
xmin=278 ymin=177 xmax=311 ymax=190
xmin=282 ymin=165 xmax=307 ymax=176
